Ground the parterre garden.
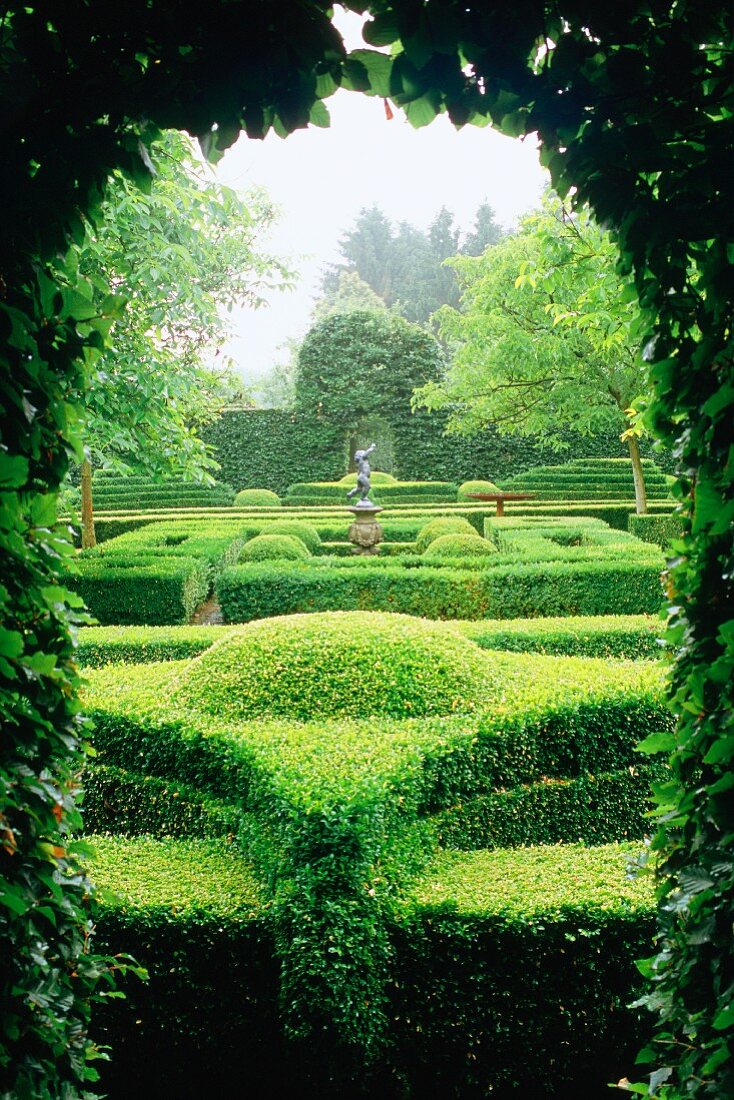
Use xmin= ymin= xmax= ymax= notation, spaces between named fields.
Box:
xmin=69 ymin=461 xmax=678 ymax=1097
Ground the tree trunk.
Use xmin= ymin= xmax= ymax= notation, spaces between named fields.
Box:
xmin=80 ymin=459 xmax=96 ymax=548
xmin=628 ymin=434 xmax=648 ymax=514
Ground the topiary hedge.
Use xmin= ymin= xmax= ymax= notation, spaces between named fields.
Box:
xmin=175 ymin=612 xmax=494 ymax=722
xmin=255 ymin=520 xmax=321 ymax=553
xmin=453 ymin=614 xmax=663 ymax=661
xmin=388 ymin=843 xmax=656 ymax=1099
xmin=234 ymin=488 xmax=281 ymax=507
xmin=239 ymin=533 xmax=311 ymax=562
xmin=415 ymin=517 xmax=477 ymax=554
xmin=457 ymin=479 xmax=501 ymax=501
xmin=422 ymin=533 xmax=497 ymax=560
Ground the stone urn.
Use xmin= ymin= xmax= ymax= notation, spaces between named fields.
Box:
xmin=347 ymin=502 xmax=384 ymax=555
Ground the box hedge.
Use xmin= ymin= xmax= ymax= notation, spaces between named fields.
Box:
xmin=80 ymin=621 xmax=669 ymax=1094
xmin=239 ymin=533 xmax=311 ymax=561
xmin=628 ymin=511 xmax=684 ymax=548
xmin=217 ymin=558 xmax=664 ymax=622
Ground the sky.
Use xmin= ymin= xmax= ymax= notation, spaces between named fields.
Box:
xmin=215 ymin=8 xmax=548 ymax=383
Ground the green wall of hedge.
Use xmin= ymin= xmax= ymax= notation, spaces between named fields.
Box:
xmin=204 ymin=408 xmax=673 ymax=493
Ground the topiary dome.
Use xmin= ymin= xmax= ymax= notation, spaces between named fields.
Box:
xmin=174 ymin=611 xmax=492 ymax=721
xmin=415 ymin=517 xmax=476 ymax=554
xmin=423 ymin=533 xmax=498 ymax=559
xmin=239 ymin=533 xmax=310 ymax=562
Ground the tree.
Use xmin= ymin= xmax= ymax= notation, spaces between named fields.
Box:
xmin=312 ymin=270 xmax=386 ymax=321
xmin=294 ymin=310 xmax=444 ymax=428
xmin=75 ymin=129 xmax=291 ymax=545
xmin=462 ymin=201 xmax=505 ymax=256
xmin=321 ymin=201 xmax=504 ymax=325
xmin=414 ymin=199 xmax=652 ymax=511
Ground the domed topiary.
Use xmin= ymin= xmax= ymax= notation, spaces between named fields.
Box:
xmin=423 ymin=533 xmax=498 ymax=560
xmin=239 ymin=534 xmax=310 ymax=562
xmin=174 ymin=611 xmax=492 ymax=721
xmin=257 ymin=521 xmax=321 ymax=553
xmin=337 ymin=471 xmax=397 ymax=487
xmin=457 ymin=479 xmax=502 ymax=501
xmin=234 ymin=488 xmax=281 ymax=507
xmin=415 ymin=517 xmax=476 ymax=554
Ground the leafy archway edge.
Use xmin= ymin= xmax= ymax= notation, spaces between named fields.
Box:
xmin=0 ymin=2 xmax=732 ymax=1095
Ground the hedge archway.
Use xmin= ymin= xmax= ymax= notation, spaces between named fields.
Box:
xmin=1 ymin=4 xmax=732 ymax=1096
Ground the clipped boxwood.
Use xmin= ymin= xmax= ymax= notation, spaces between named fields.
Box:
xmin=175 ymin=611 xmax=493 ymax=722
xmin=234 ymin=488 xmax=281 ymax=507
xmin=457 ymin=479 xmax=501 ymax=501
xmin=454 ymin=614 xmax=663 ymax=660
xmin=416 ymin=517 xmax=476 ymax=554
xmin=628 ymin=512 xmax=683 ymax=548
xmin=422 ymin=533 xmax=497 ymax=560
xmin=239 ymin=533 xmax=311 ymax=562
xmin=256 ymin=520 xmax=321 ymax=553
xmin=76 ymin=623 xmax=230 ymax=666
xmin=389 ymin=843 xmax=655 ymax=1098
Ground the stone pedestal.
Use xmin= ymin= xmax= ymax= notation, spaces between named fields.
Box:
xmin=347 ymin=503 xmax=384 ymax=555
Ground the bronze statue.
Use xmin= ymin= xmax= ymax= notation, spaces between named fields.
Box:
xmin=346 ymin=443 xmax=376 ymax=504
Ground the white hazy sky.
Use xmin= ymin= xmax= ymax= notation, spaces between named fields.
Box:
xmin=215 ymin=8 xmax=548 ymax=381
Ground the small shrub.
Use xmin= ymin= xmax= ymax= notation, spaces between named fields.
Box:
xmin=234 ymin=488 xmax=281 ymax=507
xmin=256 ymin=521 xmax=321 ymax=553
xmin=415 ymin=517 xmax=476 ymax=554
xmin=423 ymin=533 xmax=497 ymax=560
xmin=239 ymin=534 xmax=310 ymax=562
xmin=457 ymin=479 xmax=501 ymax=501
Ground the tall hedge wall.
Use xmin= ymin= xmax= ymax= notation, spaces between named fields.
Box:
xmin=203 ymin=408 xmax=672 ymax=494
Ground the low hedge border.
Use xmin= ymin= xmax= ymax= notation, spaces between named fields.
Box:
xmin=433 ymin=763 xmax=668 ymax=850
xmin=81 ymin=763 xmax=241 ymax=838
xmin=628 ymin=512 xmax=684 ymax=548
xmin=389 ymin=842 xmax=655 ymax=1098
xmin=216 ymin=559 xmax=665 ymax=622
xmin=454 ymin=613 xmax=663 ymax=660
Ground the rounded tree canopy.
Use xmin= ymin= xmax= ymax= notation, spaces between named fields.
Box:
xmin=294 ymin=310 xmax=444 ymax=428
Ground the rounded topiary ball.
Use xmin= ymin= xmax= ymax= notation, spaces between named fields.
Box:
xmin=415 ymin=517 xmax=476 ymax=554
xmin=423 ymin=533 xmax=498 ymax=560
xmin=234 ymin=488 xmax=281 ymax=507
xmin=257 ymin=521 xmax=321 ymax=553
xmin=174 ymin=611 xmax=492 ymax=721
xmin=337 ymin=471 xmax=397 ymax=487
xmin=239 ymin=534 xmax=310 ymax=562
xmin=457 ymin=479 xmax=501 ymax=501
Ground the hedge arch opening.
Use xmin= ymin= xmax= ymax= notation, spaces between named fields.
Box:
xmin=1 ymin=5 xmax=732 ymax=1098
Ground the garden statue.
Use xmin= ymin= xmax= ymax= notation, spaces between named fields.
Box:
xmin=346 ymin=442 xmax=377 ymax=505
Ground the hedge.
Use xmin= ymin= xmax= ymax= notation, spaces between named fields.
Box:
xmin=88 ymin=836 xmax=285 ymax=1099
xmin=234 ymin=488 xmax=281 ymax=507
xmin=81 ymin=763 xmax=240 ymax=838
xmin=69 ymin=521 xmax=250 ymax=624
xmin=255 ymin=520 xmax=321 ymax=552
xmin=434 ymin=764 xmax=667 ymax=849
xmin=388 ymin=843 xmax=655 ymax=1098
xmin=457 ymin=478 xmax=501 ymax=500
xmin=74 ymin=614 xmax=663 ymax=668
xmin=239 ymin=533 xmax=311 ymax=562
xmin=453 ymin=613 xmax=663 ymax=660
xmin=201 ymin=407 xmax=673 ymax=492
xmin=217 ymin=559 xmax=665 ymax=622
xmin=81 ymin=631 xmax=669 ymax=1091
xmin=422 ymin=533 xmax=497 ymax=560
xmin=71 ymin=556 xmax=211 ymax=625
xmin=628 ymin=512 xmax=684 ymax=548
xmin=285 ymin=480 xmax=458 ymax=506
xmin=76 ymin=624 xmax=231 ymax=666
xmin=415 ymin=516 xmax=477 ymax=553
